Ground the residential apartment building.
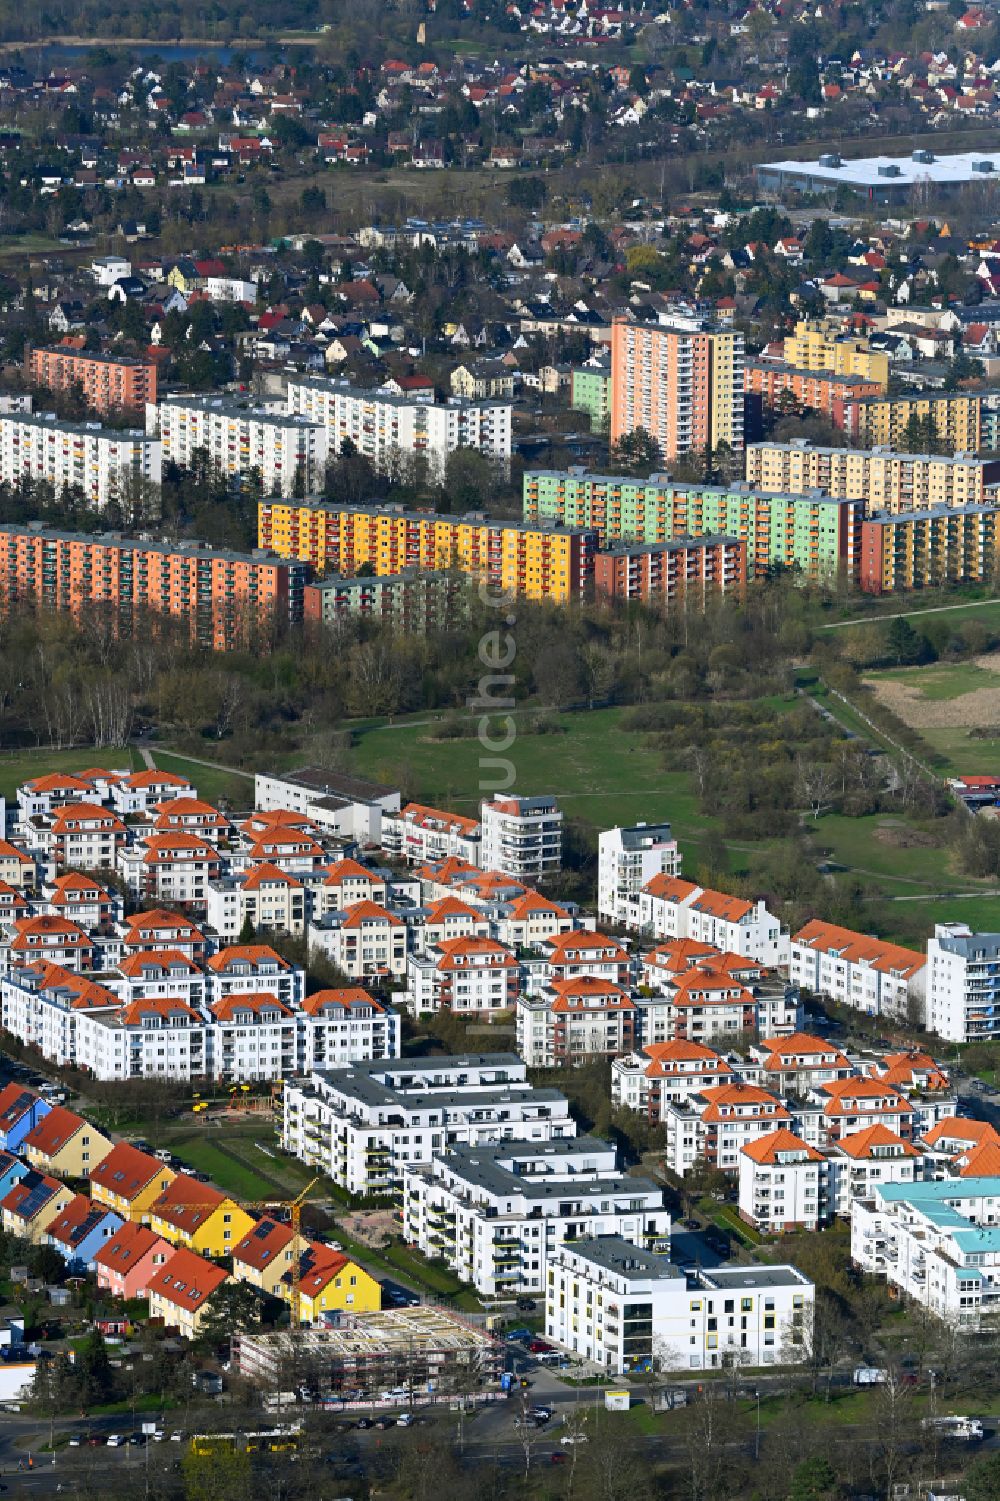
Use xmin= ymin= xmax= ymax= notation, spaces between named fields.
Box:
xmin=598 ymin=823 xmax=681 ymax=929
xmin=516 ymin=978 xmax=637 ymax=1067
xmin=570 ymin=366 xmax=611 ymax=431
xmin=662 ymin=1082 xmax=791 ymax=1176
xmin=926 ymin=923 xmax=1000 ymax=1042
xmin=782 ymin=320 xmax=891 ymax=389
xmin=303 ymin=569 xmax=464 ymax=632
xmin=0 ymin=526 xmax=306 ymax=652
xmin=851 ymin=1177 xmax=1000 ymax=1326
xmin=403 ymin=935 xmax=520 ymax=1017
xmin=381 ymin=803 xmax=482 ymax=867
xmin=285 ymin=375 xmax=512 ymax=479
xmin=841 ymin=392 xmax=982 ymax=450
xmin=258 ymin=500 xmax=599 ymax=605
xmin=611 ymin=1039 xmax=736 ymax=1119
xmin=789 ymin=919 xmax=926 ymax=1021
xmin=545 ymin=1239 xmax=814 ymax=1372
xmin=743 ymin=360 xmax=883 ymax=427
xmin=480 ymin=795 xmax=562 ymax=881
xmin=298 ymin=989 xmax=401 ymax=1071
xmin=27 ymin=347 xmax=157 ymax=419
xmin=281 ymin=1054 xmax=576 ymax=1195
xmin=609 ymin=316 xmax=744 ymax=461
xmin=858 ymin=505 xmax=1000 ymax=595
xmin=0 ymin=413 xmax=162 ymax=509
xmin=522 ymin=470 xmax=862 ymax=583
xmin=594 ymin=535 xmax=746 ymax=607
xmin=738 ymin=1129 xmax=829 ymax=1233
xmin=403 ymin=1137 xmax=669 ymax=1297
xmin=150 ymin=397 xmax=329 ymax=497
xmin=636 ymin=876 xmax=788 ymax=966
xmin=745 ymin=440 xmax=1000 ymax=512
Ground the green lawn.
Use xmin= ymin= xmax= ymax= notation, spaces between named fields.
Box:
xmin=809 ymin=812 xmax=976 ymax=893
xmin=346 ymin=704 xmax=760 ymax=861
xmin=873 ymin=661 xmax=1000 ymax=701
xmin=164 ymin=1134 xmax=282 ymax=1202
xmin=907 ymin=724 xmax=1000 ymax=776
xmin=826 ymin=596 xmax=1000 ymax=634
xmin=0 ymin=745 xmax=139 ymax=800
xmin=149 ymin=750 xmax=254 ymax=807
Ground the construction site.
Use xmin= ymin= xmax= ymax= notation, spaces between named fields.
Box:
xmin=232 ymin=1306 xmax=502 ymax=1401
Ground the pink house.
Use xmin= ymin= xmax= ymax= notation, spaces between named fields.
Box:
xmin=94 ymin=1221 xmax=172 ymax=1300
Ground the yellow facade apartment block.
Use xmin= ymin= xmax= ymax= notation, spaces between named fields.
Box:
xmin=745 ymin=441 xmax=999 ymax=513
xmin=783 ymin=321 xmax=890 ymax=392
xmin=847 ymin=394 xmax=982 ymax=452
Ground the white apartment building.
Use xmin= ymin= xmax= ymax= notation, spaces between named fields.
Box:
xmin=402 ymin=936 xmax=519 ymax=1017
xmin=149 ymin=397 xmax=329 ymax=497
xmin=480 ymin=795 xmax=563 ymax=882
xmin=403 ymin=1138 xmax=669 ymax=1297
xmin=298 ymin=989 xmax=401 ymax=1071
xmin=612 ymin=1041 xmax=736 ymax=1117
xmin=74 ymin=997 xmax=209 ymax=1081
xmin=739 ymin=1130 xmax=829 ymax=1234
xmin=637 ymin=877 xmax=788 ymax=966
xmin=662 ymin=1083 xmax=791 ymax=1177
xmin=281 ymin=1054 xmax=575 ymax=1196
xmin=851 ymin=1177 xmax=1000 ymax=1326
xmin=381 ymin=803 xmax=482 ymax=867
xmin=0 ymin=413 xmax=162 ymax=509
xmin=546 ymin=1239 xmax=814 ymax=1373
xmin=598 ymin=823 xmax=681 ymax=928
xmin=208 ymin=994 xmax=297 ymax=1081
xmin=254 ymin=767 xmax=400 ymax=846
xmin=285 ymin=375 xmax=512 ymax=480
xmin=205 ymin=866 xmax=308 ymax=941
xmin=926 ymin=923 xmax=1000 ymax=1042
xmin=516 ymin=978 xmax=638 ymax=1068
xmin=789 ymin=919 xmax=926 ymax=1022
xmin=307 ymin=901 xmax=408 ymax=980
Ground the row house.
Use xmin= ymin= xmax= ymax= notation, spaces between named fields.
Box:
xmin=789 ymin=919 xmax=926 ymax=1022
xmin=44 ymin=1194 xmax=123 ymax=1271
xmin=0 ymin=1083 xmax=51 ymax=1154
xmin=90 ymin=1142 xmax=176 ymax=1224
xmin=403 ymin=935 xmax=519 ymax=1016
xmin=2 ymin=1172 xmax=75 ymax=1245
xmin=517 ymin=977 xmax=637 ymax=1067
xmin=637 ymin=876 xmax=788 ymax=967
xmin=381 ymin=802 xmax=482 ymax=866
xmin=21 ymin=1103 xmax=112 ymax=1178
xmin=94 ymin=1221 xmax=173 ymax=1299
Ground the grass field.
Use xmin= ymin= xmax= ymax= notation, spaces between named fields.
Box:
xmin=149 ymin=749 xmax=254 ymax=807
xmin=874 ymin=661 xmax=1000 ymax=701
xmin=0 ymin=745 xmax=140 ymax=800
xmin=345 ymin=703 xmax=786 ymax=863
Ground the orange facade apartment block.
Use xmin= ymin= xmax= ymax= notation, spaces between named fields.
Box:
xmin=28 ymin=345 xmax=157 ymax=417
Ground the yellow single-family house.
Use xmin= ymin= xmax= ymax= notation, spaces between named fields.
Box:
xmin=231 ymin=1217 xmax=308 ymax=1302
xmin=89 ymin=1143 xmax=176 ymax=1223
xmin=147 ymin=1246 xmax=229 ymax=1339
xmin=148 ymin=1175 xmax=256 ymax=1257
xmin=21 ymin=1107 xmax=112 ymax=1179
xmin=296 ymin=1245 xmax=381 ymax=1325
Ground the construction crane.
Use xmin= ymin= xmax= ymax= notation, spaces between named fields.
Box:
xmin=166 ymin=1176 xmax=325 ymax=1326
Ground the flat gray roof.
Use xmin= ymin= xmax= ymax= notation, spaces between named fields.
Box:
xmin=563 ymin=1235 xmax=682 ymax=1280
xmin=759 ymin=149 xmax=1000 ymax=190
xmin=699 ymin=1266 xmax=810 ymax=1291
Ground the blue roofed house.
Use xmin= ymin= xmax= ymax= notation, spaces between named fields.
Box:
xmin=44 ymin=1194 xmax=124 ymax=1272
xmin=0 ymin=1085 xmax=51 ymax=1154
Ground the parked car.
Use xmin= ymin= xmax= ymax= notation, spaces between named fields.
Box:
xmin=106 ymin=1435 xmax=124 ymax=1448
xmin=505 ymin=1327 xmax=532 ymax=1342
xmin=516 ymin=1298 xmax=537 ymax=1312
xmin=356 ymin=1418 xmax=374 ymax=1430
xmin=551 ymin=1452 xmax=569 ymax=1466
xmin=561 ymin=1434 xmax=588 ymax=1446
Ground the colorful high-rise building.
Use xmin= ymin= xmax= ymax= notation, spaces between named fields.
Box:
xmin=259 ymin=500 xmax=599 ymax=603
xmin=594 ymin=535 xmax=746 ymax=607
xmin=746 ymin=440 xmax=1000 ymax=512
xmin=27 ymin=347 xmax=158 ymax=418
xmin=523 ymin=469 xmax=861 ymax=582
xmin=858 ymin=504 xmax=1000 ymax=595
xmin=0 ymin=525 xmax=305 ymax=650
xmin=841 ymin=392 xmax=982 ymax=450
xmin=609 ymin=316 xmax=744 ymax=461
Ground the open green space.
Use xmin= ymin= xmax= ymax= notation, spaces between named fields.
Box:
xmin=824 ymin=595 xmax=1000 ymax=634
xmin=903 ymin=724 xmax=1000 ymax=776
xmin=873 ymin=661 xmax=1000 ymax=701
xmin=149 ymin=749 xmax=254 ymax=807
xmin=345 ymin=702 xmax=799 ymax=863
xmin=810 ymin=812 xmax=967 ymax=894
xmin=0 ymin=745 xmax=139 ymax=801
xmin=159 ymin=1133 xmax=284 ymax=1203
